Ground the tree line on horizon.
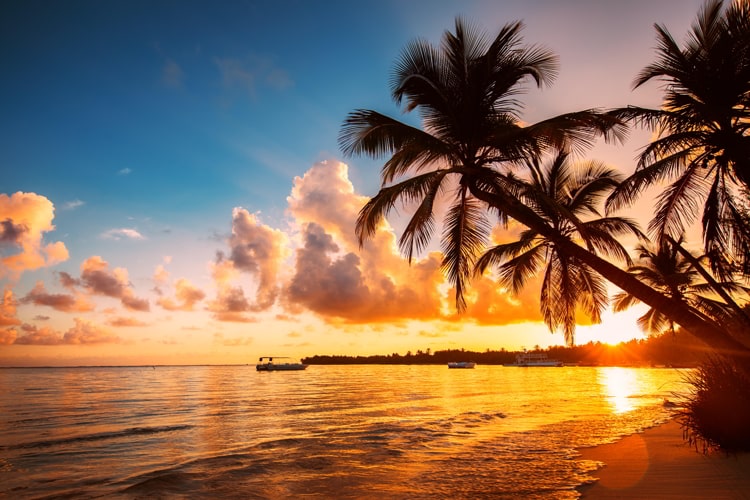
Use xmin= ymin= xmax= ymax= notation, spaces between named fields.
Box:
xmin=338 ymin=0 xmax=750 ymax=361
xmin=303 ymin=329 xmax=710 ymax=367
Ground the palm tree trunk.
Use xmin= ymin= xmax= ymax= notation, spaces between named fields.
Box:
xmin=467 ymin=182 xmax=750 ymax=357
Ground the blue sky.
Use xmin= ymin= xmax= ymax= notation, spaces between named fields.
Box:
xmin=1 ymin=0 xmax=708 ymax=365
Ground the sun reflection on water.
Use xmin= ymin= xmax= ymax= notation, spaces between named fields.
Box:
xmin=599 ymin=367 xmax=639 ymax=414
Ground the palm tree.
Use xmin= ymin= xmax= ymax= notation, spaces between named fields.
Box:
xmin=608 ymin=0 xmax=750 ymax=279
xmin=474 ymin=152 xmax=644 ymax=346
xmin=613 ymin=237 xmax=748 ymax=335
xmin=339 ymin=17 xmax=750 ymax=355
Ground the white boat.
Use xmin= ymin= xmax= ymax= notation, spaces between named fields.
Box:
xmin=448 ymin=361 xmax=476 ymax=369
xmin=508 ymin=351 xmax=563 ymax=367
xmin=255 ymin=357 xmax=308 ymax=371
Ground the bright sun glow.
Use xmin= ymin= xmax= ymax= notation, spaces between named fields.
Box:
xmin=599 ymin=367 xmax=640 ymax=414
xmin=577 ymin=307 xmax=649 ymax=346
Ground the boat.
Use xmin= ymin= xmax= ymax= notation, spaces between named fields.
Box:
xmin=507 ymin=351 xmax=563 ymax=367
xmin=255 ymin=357 xmax=308 ymax=371
xmin=448 ymin=361 xmax=476 ymax=369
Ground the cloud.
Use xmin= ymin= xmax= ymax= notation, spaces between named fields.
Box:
xmin=100 ymin=228 xmax=145 ymax=240
xmin=12 ymin=324 xmax=61 ymax=345
xmin=107 ymin=316 xmax=148 ymax=327
xmin=283 ymin=222 xmax=369 ymax=316
xmin=0 ymin=192 xmax=69 ymax=278
xmin=206 ymin=209 xmax=287 ymax=321
xmin=80 ymin=256 xmax=128 ymax=297
xmin=72 ymin=256 xmax=150 ymax=311
xmin=20 ymin=281 xmax=95 ymax=312
xmin=214 ymin=54 xmax=292 ymax=97
xmin=206 ymin=285 xmax=255 ymax=322
xmin=62 ymin=199 xmax=85 ymax=210
xmin=121 ymin=290 xmax=150 ymax=312
xmin=225 ymin=208 xmax=287 ymax=310
xmin=0 ymin=328 xmax=16 ymax=345
xmin=117 ymin=168 xmax=132 ymax=176
xmin=286 ymin=160 xmax=366 ymax=248
xmin=279 ymin=161 xmax=447 ymax=323
xmin=0 ymin=219 xmax=27 ymax=243
xmin=279 ymin=160 xmax=543 ymax=326
xmin=157 ymin=278 xmax=205 ymax=311
xmin=153 ymin=264 xmax=169 ymax=286
xmin=13 ymin=318 xmax=121 ymax=345
xmin=0 ymin=289 xmax=21 ymax=326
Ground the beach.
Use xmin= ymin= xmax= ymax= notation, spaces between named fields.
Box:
xmin=577 ymin=419 xmax=750 ymax=499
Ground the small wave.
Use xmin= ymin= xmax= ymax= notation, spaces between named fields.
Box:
xmin=1 ymin=424 xmax=194 ymax=451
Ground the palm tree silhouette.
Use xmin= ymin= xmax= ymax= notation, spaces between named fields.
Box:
xmin=475 ymin=152 xmax=643 ymax=346
xmin=608 ymin=0 xmax=750 ymax=279
xmin=613 ymin=237 xmax=749 ymax=335
xmin=339 ymin=17 xmax=749 ymax=354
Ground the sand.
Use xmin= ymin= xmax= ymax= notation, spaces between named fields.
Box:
xmin=576 ymin=419 xmax=750 ymax=499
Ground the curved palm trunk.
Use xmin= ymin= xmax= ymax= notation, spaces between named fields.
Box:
xmin=467 ymin=181 xmax=750 ymax=357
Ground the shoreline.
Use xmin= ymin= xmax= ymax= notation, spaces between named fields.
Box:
xmin=576 ymin=418 xmax=750 ymax=498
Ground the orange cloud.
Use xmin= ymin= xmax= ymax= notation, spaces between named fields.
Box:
xmin=13 ymin=318 xmax=121 ymax=345
xmin=280 ymin=161 xmax=448 ymax=323
xmin=287 ymin=160 xmax=367 ymax=248
xmin=0 ymin=192 xmax=69 ymax=277
xmin=206 ymin=286 xmax=255 ymax=322
xmin=107 ymin=317 xmax=148 ymax=327
xmin=207 ymin=208 xmax=287 ymax=321
xmin=1 ymin=289 xmax=21 ymax=326
xmin=0 ymin=328 xmax=16 ymax=345
xmin=70 ymin=256 xmax=150 ymax=311
xmin=157 ymin=278 xmax=205 ymax=311
xmin=21 ymin=281 xmax=95 ymax=312
xmin=225 ymin=208 xmax=287 ymax=310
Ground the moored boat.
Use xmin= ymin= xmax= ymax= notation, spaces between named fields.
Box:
xmin=256 ymin=357 xmax=308 ymax=371
xmin=507 ymin=351 xmax=563 ymax=367
xmin=448 ymin=361 xmax=476 ymax=369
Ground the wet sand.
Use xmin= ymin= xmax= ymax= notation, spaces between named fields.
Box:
xmin=577 ymin=419 xmax=750 ymax=499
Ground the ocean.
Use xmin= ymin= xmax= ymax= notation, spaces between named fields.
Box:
xmin=0 ymin=364 xmax=690 ymax=499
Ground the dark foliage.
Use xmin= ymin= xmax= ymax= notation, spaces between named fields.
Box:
xmin=679 ymin=355 xmax=750 ymax=453
xmin=303 ymin=329 xmax=710 ymax=367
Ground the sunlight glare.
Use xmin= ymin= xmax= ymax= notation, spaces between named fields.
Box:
xmin=599 ymin=367 xmax=639 ymax=414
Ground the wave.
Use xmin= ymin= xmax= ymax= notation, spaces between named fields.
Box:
xmin=2 ymin=424 xmax=194 ymax=451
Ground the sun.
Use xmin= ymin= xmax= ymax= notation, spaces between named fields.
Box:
xmin=577 ymin=307 xmax=648 ymax=345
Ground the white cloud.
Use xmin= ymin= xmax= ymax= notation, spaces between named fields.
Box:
xmin=117 ymin=168 xmax=132 ymax=176
xmin=100 ymin=228 xmax=146 ymax=240
xmin=62 ymin=199 xmax=85 ymax=210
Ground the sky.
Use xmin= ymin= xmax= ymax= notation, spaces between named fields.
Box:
xmin=1 ymin=0 xmax=709 ymax=366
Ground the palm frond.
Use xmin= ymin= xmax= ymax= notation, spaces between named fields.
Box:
xmin=484 ymin=241 xmax=546 ymax=295
xmin=398 ymin=171 xmax=448 ymax=262
xmin=355 ymin=170 xmax=449 ymax=245
xmin=649 ymin=166 xmax=710 ymax=240
xmin=613 ymin=290 xmax=641 ymax=312
xmin=441 ymin=191 xmax=492 ymax=311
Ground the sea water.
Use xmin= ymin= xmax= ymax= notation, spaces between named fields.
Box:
xmin=0 ymin=365 xmax=690 ymax=499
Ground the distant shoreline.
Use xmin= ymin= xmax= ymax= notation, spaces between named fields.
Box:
xmin=0 ymin=362 xmax=697 ymax=369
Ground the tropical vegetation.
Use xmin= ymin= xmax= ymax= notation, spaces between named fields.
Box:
xmin=340 ymin=1 xmax=750 ymax=449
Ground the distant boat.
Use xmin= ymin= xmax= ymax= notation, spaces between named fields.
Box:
xmin=447 ymin=361 xmax=476 ymax=369
xmin=507 ymin=351 xmax=563 ymax=367
xmin=255 ymin=357 xmax=308 ymax=371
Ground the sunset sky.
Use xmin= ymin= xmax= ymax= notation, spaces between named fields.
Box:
xmin=1 ymin=0 xmax=708 ymax=366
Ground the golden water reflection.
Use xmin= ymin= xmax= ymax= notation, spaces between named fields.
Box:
xmin=598 ymin=367 xmax=640 ymax=414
